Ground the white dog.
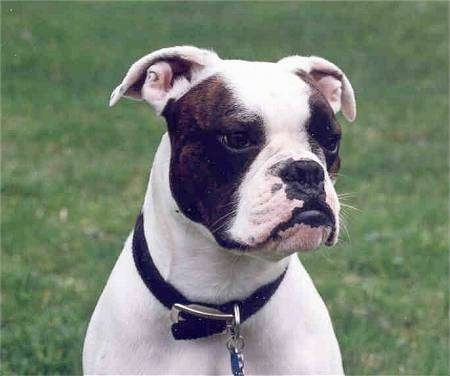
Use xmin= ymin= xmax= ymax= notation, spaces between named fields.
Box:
xmin=83 ymin=46 xmax=356 ymax=375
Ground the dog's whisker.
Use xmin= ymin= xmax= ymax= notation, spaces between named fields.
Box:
xmin=339 ymin=217 xmax=351 ymax=243
xmin=211 ymin=210 xmax=238 ymax=234
xmin=338 ymin=191 xmax=358 ymax=198
xmin=220 ymin=200 xmax=240 ymax=209
xmin=212 ymin=220 xmax=233 ymax=234
xmin=340 ymin=203 xmax=361 ymax=212
xmin=211 ymin=219 xmax=235 ymax=234
xmin=334 ymin=172 xmax=349 ymax=179
xmin=209 ymin=209 xmax=238 ymax=230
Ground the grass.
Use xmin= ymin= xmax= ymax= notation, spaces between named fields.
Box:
xmin=1 ymin=1 xmax=448 ymax=375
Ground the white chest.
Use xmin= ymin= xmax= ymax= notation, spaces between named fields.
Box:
xmin=83 ymin=239 xmax=343 ymax=374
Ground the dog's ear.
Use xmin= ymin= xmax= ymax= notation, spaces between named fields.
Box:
xmin=277 ymin=56 xmax=356 ymax=122
xmin=109 ymin=46 xmax=220 ymax=113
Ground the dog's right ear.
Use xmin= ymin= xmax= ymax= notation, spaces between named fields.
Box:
xmin=109 ymin=46 xmax=220 ymax=113
xmin=277 ymin=55 xmax=356 ymax=122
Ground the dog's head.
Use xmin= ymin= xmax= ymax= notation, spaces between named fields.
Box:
xmin=110 ymin=46 xmax=356 ymax=260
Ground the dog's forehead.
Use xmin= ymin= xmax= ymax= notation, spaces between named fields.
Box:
xmin=217 ymin=60 xmax=312 ymax=134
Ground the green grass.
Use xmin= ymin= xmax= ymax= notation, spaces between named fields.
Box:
xmin=1 ymin=1 xmax=448 ymax=375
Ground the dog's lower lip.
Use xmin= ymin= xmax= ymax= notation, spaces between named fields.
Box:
xmin=269 ymin=203 xmax=335 ymax=238
xmin=291 ymin=209 xmax=333 ymax=228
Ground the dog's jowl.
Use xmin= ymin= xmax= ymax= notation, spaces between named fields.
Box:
xmin=83 ymin=46 xmax=356 ymax=375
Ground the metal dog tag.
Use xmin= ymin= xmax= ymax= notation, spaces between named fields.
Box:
xmin=229 ymin=349 xmax=245 ymax=376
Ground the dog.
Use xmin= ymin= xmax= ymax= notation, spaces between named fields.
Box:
xmin=83 ymin=45 xmax=356 ymax=375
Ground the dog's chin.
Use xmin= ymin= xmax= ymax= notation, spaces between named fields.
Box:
xmin=248 ymin=223 xmax=333 ymax=261
xmin=276 ymin=223 xmax=331 ymax=250
xmin=216 ymin=223 xmax=335 ymax=262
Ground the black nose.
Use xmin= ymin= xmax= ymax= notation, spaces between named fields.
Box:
xmin=278 ymin=159 xmax=325 ymax=199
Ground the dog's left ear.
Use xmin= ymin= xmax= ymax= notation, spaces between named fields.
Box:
xmin=278 ymin=56 xmax=356 ymax=122
xmin=109 ymin=45 xmax=220 ymax=113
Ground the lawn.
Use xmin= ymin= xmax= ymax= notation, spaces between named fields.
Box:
xmin=1 ymin=1 xmax=448 ymax=375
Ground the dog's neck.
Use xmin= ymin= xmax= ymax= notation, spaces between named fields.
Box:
xmin=140 ymin=133 xmax=289 ymax=305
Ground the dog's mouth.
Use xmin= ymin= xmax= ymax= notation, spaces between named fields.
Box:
xmin=268 ymin=200 xmax=336 ymax=245
xmin=214 ymin=200 xmax=336 ymax=251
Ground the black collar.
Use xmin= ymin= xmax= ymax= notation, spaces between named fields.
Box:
xmin=132 ymin=213 xmax=287 ymax=340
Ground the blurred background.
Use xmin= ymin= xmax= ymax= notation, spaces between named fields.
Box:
xmin=1 ymin=2 xmax=448 ymax=375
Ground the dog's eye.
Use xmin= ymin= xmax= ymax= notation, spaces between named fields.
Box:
xmin=323 ymin=134 xmax=340 ymax=153
xmin=308 ymin=108 xmax=341 ymax=154
xmin=220 ymin=132 xmax=251 ymax=150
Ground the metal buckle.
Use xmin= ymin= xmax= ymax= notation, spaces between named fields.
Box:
xmin=170 ymin=303 xmax=235 ymax=324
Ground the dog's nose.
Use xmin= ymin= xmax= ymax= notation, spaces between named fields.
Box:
xmin=278 ymin=160 xmax=325 ymax=199
xmin=279 ymin=160 xmax=324 ymax=185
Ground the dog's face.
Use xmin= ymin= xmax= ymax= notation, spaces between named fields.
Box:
xmin=110 ymin=46 xmax=356 ymax=260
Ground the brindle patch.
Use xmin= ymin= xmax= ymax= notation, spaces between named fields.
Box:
xmin=162 ymin=75 xmax=264 ymax=248
xmin=295 ymin=70 xmax=342 ymax=178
